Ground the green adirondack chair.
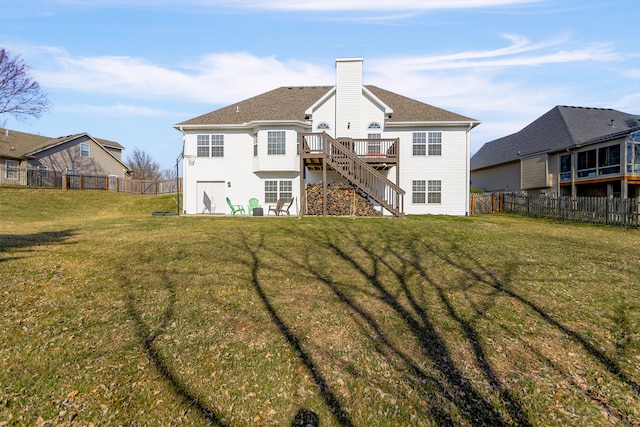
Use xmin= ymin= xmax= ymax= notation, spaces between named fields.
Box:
xmin=226 ymin=197 xmax=246 ymax=215
xmin=248 ymin=197 xmax=261 ymax=214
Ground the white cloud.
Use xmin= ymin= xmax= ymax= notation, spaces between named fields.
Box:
xmin=33 ymin=50 xmax=333 ymax=104
xmin=54 ymin=102 xmax=179 ymax=117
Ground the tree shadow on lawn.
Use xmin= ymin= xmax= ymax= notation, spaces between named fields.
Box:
xmin=0 ymin=229 xmax=77 ymax=261
xmin=122 ymin=270 xmax=228 ymax=426
xmin=290 ymin=226 xmax=523 ymax=426
xmin=271 ymin=221 xmax=639 ymax=425
xmin=118 ymin=220 xmax=638 ymax=426
xmin=241 ymin=234 xmax=351 ymax=427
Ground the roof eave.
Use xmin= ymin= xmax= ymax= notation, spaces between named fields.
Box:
xmin=175 ymin=120 xmax=313 ymax=131
xmin=386 ymin=120 xmax=481 ymax=129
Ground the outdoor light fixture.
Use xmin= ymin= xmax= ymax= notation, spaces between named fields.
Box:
xmin=347 ymin=122 xmax=351 ymax=129
xmin=228 ymin=182 xmax=231 ymax=187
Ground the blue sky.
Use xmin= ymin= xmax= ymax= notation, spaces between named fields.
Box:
xmin=1 ymin=0 xmax=639 ymax=169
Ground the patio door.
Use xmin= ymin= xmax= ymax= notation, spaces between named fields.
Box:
xmin=196 ymin=181 xmax=225 ymax=214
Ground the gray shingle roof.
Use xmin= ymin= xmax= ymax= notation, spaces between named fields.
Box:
xmin=176 ymin=85 xmax=476 ymax=127
xmin=0 ymin=128 xmax=124 ymax=159
xmin=470 ymin=106 xmax=640 ymax=170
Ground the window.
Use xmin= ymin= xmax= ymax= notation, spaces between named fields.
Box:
xmin=413 ymin=132 xmax=426 ymax=156
xmin=66 ymin=168 xmax=76 ymax=175
xmin=428 ymin=132 xmax=442 ymax=156
xmin=211 ymin=135 xmax=224 ymax=157
xmin=5 ymin=160 xmax=18 ymax=180
xmin=197 ymin=135 xmax=210 ymax=157
xmin=280 ymin=181 xmax=292 ymax=201
xmin=577 ymin=149 xmax=597 ymax=178
xmin=264 ymin=179 xmax=292 ymax=203
xmin=268 ymin=131 xmax=286 ymax=155
xmin=627 ymin=132 xmax=640 ymax=174
xmin=80 ymin=143 xmax=90 ymax=157
xmin=368 ymin=122 xmax=381 ymax=129
xmin=265 ymin=180 xmax=278 ymax=203
xmin=317 ymin=122 xmax=330 ymax=130
xmin=598 ymin=144 xmax=620 ymax=175
xmin=197 ymin=135 xmax=224 ymax=157
xmin=560 ymin=154 xmax=571 ymax=181
xmin=412 ymin=180 xmax=425 ymax=204
xmin=428 ymin=180 xmax=442 ymax=204
xmin=253 ymin=133 xmax=258 ymax=157
xmin=367 ymin=133 xmax=381 ymax=155
xmin=38 ymin=164 xmax=49 ymax=178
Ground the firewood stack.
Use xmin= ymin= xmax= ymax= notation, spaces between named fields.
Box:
xmin=305 ymin=183 xmax=382 ymax=216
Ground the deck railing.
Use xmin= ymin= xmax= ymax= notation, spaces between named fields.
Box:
xmin=301 ymin=133 xmax=404 ymax=216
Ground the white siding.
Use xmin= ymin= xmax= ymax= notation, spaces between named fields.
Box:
xmin=336 ymin=59 xmax=363 ymax=139
xmin=388 ymin=127 xmax=470 ymax=215
xmin=182 ymin=129 xmax=300 ymax=215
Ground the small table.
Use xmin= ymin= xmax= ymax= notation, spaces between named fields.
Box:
xmin=252 ymin=207 xmax=264 ymax=216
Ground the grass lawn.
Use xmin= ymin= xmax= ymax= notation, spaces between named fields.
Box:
xmin=1 ymin=188 xmax=639 ymax=426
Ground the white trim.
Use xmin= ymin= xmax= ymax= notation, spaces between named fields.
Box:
xmin=305 ymin=87 xmax=336 ymax=116
xmin=386 ymin=121 xmax=480 ymax=129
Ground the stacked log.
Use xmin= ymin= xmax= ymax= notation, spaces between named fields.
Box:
xmin=306 ymin=183 xmax=382 ymax=216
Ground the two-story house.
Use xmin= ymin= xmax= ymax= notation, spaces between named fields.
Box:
xmin=470 ymin=106 xmax=640 ymax=198
xmin=175 ymin=58 xmax=479 ymax=216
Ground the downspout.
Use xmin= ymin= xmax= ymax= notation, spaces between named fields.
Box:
xmin=466 ymin=122 xmax=473 ymax=216
xmin=176 ymin=126 xmax=186 ymax=214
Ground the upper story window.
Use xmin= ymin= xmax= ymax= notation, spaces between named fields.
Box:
xmin=317 ymin=122 xmax=330 ymax=130
xmin=211 ymin=135 xmax=224 ymax=157
xmin=598 ymin=144 xmax=620 ymax=175
xmin=368 ymin=122 xmax=381 ymax=129
xmin=253 ymin=133 xmax=258 ymax=157
xmin=413 ymin=132 xmax=426 ymax=156
xmin=80 ymin=143 xmax=90 ymax=157
xmin=428 ymin=132 xmax=442 ymax=156
xmin=560 ymin=154 xmax=571 ymax=181
xmin=413 ymin=132 xmax=442 ymax=156
xmin=268 ymin=131 xmax=286 ymax=155
xmin=627 ymin=131 xmax=640 ymax=174
xmin=577 ymin=149 xmax=597 ymax=178
xmin=197 ymin=135 xmax=224 ymax=157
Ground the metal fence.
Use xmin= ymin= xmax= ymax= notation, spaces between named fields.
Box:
xmin=0 ymin=165 xmax=180 ymax=195
xmin=471 ymin=192 xmax=640 ymax=228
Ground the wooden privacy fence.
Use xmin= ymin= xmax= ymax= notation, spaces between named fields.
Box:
xmin=470 ymin=192 xmax=640 ymax=228
xmin=0 ymin=166 xmax=180 ymax=195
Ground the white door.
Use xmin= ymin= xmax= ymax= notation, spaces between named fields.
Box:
xmin=196 ymin=181 xmax=225 ymax=214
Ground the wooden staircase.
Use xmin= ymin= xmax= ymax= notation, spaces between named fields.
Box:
xmin=301 ymin=133 xmax=405 ymax=217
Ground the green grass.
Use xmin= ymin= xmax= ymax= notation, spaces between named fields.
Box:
xmin=1 ymin=187 xmax=639 ymax=426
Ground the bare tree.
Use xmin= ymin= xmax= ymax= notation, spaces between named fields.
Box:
xmin=0 ymin=48 xmax=51 ymax=122
xmin=127 ymin=148 xmax=163 ymax=180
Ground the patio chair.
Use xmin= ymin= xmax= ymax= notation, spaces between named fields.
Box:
xmin=282 ymin=197 xmax=295 ymax=216
xmin=268 ymin=198 xmax=285 ymax=216
xmin=248 ymin=197 xmax=261 ymax=214
xmin=226 ymin=197 xmax=246 ymax=215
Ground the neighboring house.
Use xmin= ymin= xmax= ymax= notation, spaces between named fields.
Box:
xmin=470 ymin=106 xmax=640 ymax=198
xmin=175 ymin=58 xmax=479 ymax=216
xmin=0 ymin=128 xmax=131 ymax=184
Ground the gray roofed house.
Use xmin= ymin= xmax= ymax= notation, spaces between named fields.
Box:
xmin=470 ymin=106 xmax=640 ymax=198
xmin=175 ymin=58 xmax=480 ymax=216
xmin=1 ymin=128 xmax=131 ymax=185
